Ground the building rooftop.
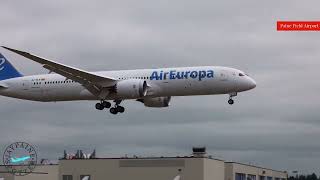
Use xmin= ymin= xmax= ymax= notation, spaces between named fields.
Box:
xmin=60 ymin=155 xmax=225 ymax=162
xmin=225 ymin=161 xmax=287 ymax=173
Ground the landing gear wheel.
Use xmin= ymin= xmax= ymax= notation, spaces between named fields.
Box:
xmin=228 ymin=99 xmax=234 ymax=105
xmin=95 ymin=103 xmax=104 ymax=110
xmin=228 ymin=92 xmax=237 ymax=105
xmin=102 ymin=101 xmax=111 ymax=108
xmin=116 ymin=106 xmax=125 ymax=113
xmin=110 ymin=107 xmax=118 ymax=114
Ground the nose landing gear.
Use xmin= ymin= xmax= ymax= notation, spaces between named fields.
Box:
xmin=228 ymin=99 xmax=234 ymax=105
xmin=228 ymin=92 xmax=237 ymax=105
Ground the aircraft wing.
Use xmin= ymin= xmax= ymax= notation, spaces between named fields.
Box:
xmin=2 ymin=46 xmax=117 ymax=96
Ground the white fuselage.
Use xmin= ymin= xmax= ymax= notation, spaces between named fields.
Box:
xmin=0 ymin=66 xmax=256 ymax=102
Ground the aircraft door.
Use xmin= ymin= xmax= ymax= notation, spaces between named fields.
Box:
xmin=230 ymin=71 xmax=238 ymax=91
xmin=30 ymin=80 xmax=45 ymax=99
xmin=219 ymin=70 xmax=237 ymax=92
xmin=219 ymin=70 xmax=228 ymax=81
xmin=22 ymin=80 xmax=30 ymax=90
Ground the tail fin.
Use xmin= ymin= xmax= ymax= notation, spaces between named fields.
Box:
xmin=0 ymin=53 xmax=23 ymax=81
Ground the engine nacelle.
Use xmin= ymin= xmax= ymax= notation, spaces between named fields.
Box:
xmin=116 ymin=79 xmax=147 ymax=99
xmin=140 ymin=96 xmax=171 ymax=107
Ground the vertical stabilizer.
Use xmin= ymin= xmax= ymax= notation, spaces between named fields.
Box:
xmin=0 ymin=53 xmax=23 ymax=81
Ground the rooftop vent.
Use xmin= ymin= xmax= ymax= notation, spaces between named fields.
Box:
xmin=192 ymin=147 xmax=207 ymax=157
xmin=62 ymin=149 xmax=96 ymax=160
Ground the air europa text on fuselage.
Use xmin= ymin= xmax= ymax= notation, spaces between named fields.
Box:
xmin=150 ymin=69 xmax=214 ymax=81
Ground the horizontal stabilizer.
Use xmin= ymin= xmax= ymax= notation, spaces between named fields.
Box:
xmin=0 ymin=83 xmax=8 ymax=89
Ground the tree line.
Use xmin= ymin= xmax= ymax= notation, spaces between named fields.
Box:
xmin=289 ymin=173 xmax=319 ymax=180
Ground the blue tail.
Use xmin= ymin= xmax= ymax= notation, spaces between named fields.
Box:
xmin=0 ymin=53 xmax=23 ymax=81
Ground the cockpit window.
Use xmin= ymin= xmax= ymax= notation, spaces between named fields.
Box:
xmin=239 ymin=73 xmax=245 ymax=76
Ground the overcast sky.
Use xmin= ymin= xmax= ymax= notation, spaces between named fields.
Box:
xmin=1 ymin=0 xmax=320 ymax=174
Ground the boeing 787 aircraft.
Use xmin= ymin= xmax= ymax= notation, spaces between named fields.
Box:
xmin=0 ymin=46 xmax=256 ymax=114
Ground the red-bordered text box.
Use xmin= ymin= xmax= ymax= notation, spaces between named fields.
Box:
xmin=277 ymin=21 xmax=320 ymax=31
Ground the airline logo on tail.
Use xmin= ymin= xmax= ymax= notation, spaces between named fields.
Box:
xmin=0 ymin=58 xmax=5 ymax=71
xmin=0 ymin=54 xmax=23 ymax=81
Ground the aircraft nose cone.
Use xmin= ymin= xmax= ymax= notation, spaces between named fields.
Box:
xmin=248 ymin=77 xmax=256 ymax=89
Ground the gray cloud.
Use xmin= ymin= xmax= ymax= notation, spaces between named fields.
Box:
xmin=0 ymin=0 xmax=320 ymax=175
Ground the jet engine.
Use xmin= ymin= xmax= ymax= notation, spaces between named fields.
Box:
xmin=138 ymin=96 xmax=171 ymax=107
xmin=115 ymin=79 xmax=148 ymax=99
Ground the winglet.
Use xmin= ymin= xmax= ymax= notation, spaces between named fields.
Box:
xmin=1 ymin=46 xmax=15 ymax=51
xmin=2 ymin=46 xmax=18 ymax=51
xmin=2 ymin=46 xmax=30 ymax=57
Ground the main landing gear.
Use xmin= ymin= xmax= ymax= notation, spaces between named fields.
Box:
xmin=95 ymin=100 xmax=125 ymax=115
xmin=228 ymin=92 xmax=237 ymax=105
xmin=109 ymin=100 xmax=125 ymax=115
xmin=95 ymin=100 xmax=111 ymax=110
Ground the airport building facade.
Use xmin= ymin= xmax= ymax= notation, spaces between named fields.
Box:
xmin=58 ymin=157 xmax=287 ymax=180
xmin=0 ymin=149 xmax=287 ymax=180
xmin=59 ymin=157 xmax=225 ymax=180
xmin=225 ymin=162 xmax=287 ymax=180
xmin=0 ymin=164 xmax=58 ymax=180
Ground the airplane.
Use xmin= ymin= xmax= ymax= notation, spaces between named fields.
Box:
xmin=11 ymin=156 xmax=31 ymax=163
xmin=0 ymin=46 xmax=256 ymax=115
